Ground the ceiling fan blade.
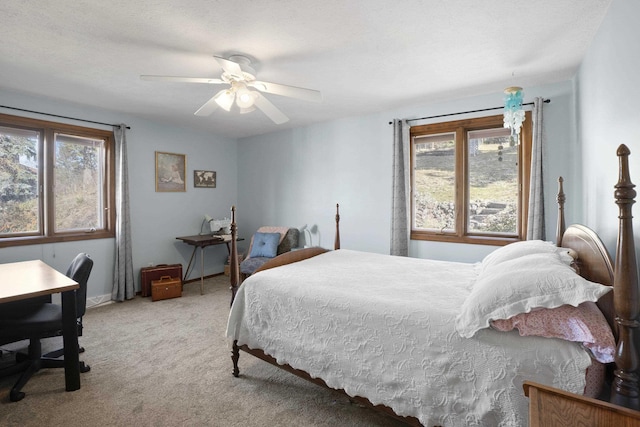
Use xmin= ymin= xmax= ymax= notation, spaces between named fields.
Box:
xmin=194 ymin=92 xmax=222 ymax=116
xmin=253 ymin=92 xmax=289 ymax=124
xmin=249 ymin=80 xmax=322 ymax=102
xmin=213 ymin=56 xmax=244 ymax=79
xmin=140 ymin=75 xmax=224 ymax=84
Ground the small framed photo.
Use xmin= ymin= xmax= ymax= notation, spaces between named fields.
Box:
xmin=194 ymin=170 xmax=216 ymax=188
xmin=156 ymin=151 xmax=186 ymax=192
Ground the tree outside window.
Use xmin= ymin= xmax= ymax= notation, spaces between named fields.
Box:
xmin=0 ymin=114 xmax=114 ymax=247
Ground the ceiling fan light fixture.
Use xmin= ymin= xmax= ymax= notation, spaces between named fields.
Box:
xmin=236 ymin=88 xmax=257 ymax=109
xmin=214 ymin=89 xmax=235 ymax=111
xmin=228 ymin=55 xmax=256 ymax=79
xmin=142 ymin=53 xmax=321 ymax=124
xmin=239 ymin=105 xmax=256 ymax=114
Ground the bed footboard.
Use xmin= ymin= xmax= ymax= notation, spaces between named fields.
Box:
xmin=254 ymin=247 xmax=329 ymax=274
xmin=229 ymin=204 xmax=340 ymax=306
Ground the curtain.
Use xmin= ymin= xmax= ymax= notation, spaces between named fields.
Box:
xmin=390 ymin=119 xmax=410 ymax=256
xmin=112 ymin=125 xmax=135 ymax=301
xmin=527 ymin=97 xmax=545 ymax=240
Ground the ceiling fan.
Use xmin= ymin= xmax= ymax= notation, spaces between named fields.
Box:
xmin=140 ymin=55 xmax=322 ymax=124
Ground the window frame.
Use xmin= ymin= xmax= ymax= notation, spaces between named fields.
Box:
xmin=0 ymin=113 xmax=115 ymax=248
xmin=409 ymin=112 xmax=532 ymax=246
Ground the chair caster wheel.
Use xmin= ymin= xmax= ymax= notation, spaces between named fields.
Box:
xmin=10 ymin=390 xmax=25 ymax=402
xmin=80 ymin=362 xmax=91 ymax=373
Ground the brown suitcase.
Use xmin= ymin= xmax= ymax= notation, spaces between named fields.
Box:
xmin=140 ymin=264 xmax=183 ymax=297
xmin=151 ymin=276 xmax=182 ymax=301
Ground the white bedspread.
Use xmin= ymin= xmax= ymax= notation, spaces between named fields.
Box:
xmin=226 ymin=249 xmax=593 ymax=426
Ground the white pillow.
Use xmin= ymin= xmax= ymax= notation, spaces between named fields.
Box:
xmin=481 ymin=240 xmax=573 ymax=272
xmin=456 ymin=252 xmax=612 ymax=338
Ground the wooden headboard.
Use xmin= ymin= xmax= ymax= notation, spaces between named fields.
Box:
xmin=554 ymin=171 xmax=617 ymax=337
xmin=561 ymin=224 xmax=615 ymax=337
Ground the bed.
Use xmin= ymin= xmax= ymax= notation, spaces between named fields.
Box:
xmin=225 ymin=144 xmax=639 ymax=426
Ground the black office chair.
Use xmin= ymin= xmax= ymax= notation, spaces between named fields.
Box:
xmin=0 ymin=253 xmax=93 ymax=402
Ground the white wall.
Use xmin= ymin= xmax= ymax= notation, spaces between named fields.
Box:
xmin=576 ymin=0 xmax=640 ymax=256
xmin=238 ymin=80 xmax=577 ymax=263
xmin=0 ymin=89 xmax=238 ymax=302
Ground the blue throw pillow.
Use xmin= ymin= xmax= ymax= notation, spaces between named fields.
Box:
xmin=249 ymin=232 xmax=280 ymax=258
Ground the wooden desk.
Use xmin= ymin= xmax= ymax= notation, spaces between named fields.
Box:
xmin=0 ymin=260 xmax=81 ymax=392
xmin=176 ymin=234 xmax=243 ymax=295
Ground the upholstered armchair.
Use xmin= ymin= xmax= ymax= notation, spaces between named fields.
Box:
xmin=240 ymin=227 xmax=299 ymax=278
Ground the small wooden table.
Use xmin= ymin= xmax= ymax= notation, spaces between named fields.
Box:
xmin=524 ymin=381 xmax=640 ymax=427
xmin=0 ymin=260 xmax=81 ymax=392
xmin=176 ymin=234 xmax=243 ymax=294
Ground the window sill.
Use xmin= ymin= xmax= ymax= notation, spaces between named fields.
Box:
xmin=0 ymin=231 xmax=115 ymax=248
xmin=410 ymin=232 xmax=521 ymax=246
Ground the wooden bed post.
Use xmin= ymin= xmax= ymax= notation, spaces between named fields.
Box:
xmin=610 ymin=144 xmax=640 ymax=410
xmin=229 ymin=205 xmax=242 ymax=378
xmin=556 ymin=177 xmax=566 ymax=246
xmin=334 ymin=203 xmax=340 ymax=250
xmin=229 ymin=206 xmax=240 ymax=307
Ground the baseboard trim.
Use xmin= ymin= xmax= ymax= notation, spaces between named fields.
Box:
xmin=182 ymin=271 xmax=225 ymax=284
xmin=94 ymin=273 xmax=227 ymax=306
xmin=87 ymin=294 xmax=114 ymax=309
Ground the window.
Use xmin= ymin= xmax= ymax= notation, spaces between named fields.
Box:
xmin=410 ymin=112 xmax=532 ymax=245
xmin=0 ymin=113 xmax=115 ymax=247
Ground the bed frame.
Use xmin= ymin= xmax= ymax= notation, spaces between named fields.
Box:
xmin=227 ymin=144 xmax=639 ymax=424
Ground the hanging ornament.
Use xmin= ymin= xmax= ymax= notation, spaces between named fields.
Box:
xmin=503 ymin=86 xmax=525 ymax=144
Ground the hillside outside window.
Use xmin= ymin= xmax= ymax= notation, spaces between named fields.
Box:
xmin=410 ymin=113 xmax=532 ymax=245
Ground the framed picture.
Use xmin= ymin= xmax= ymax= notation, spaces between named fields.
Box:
xmin=194 ymin=170 xmax=216 ymax=188
xmin=155 ymin=151 xmax=186 ymax=192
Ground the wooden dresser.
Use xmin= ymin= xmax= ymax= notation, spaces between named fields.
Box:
xmin=524 ymin=381 xmax=640 ymax=427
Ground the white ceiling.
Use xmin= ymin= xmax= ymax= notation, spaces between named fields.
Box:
xmin=0 ymin=0 xmax=612 ymax=139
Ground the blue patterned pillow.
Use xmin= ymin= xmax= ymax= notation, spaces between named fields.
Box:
xmin=249 ymin=232 xmax=280 ymax=258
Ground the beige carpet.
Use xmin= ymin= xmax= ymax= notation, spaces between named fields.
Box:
xmin=0 ymin=276 xmax=405 ymax=426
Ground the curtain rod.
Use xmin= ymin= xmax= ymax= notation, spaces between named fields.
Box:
xmin=0 ymin=105 xmax=131 ymax=129
xmin=390 ymin=98 xmax=550 ymax=125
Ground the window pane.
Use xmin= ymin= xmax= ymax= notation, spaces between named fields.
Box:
xmin=413 ymin=132 xmax=456 ymax=231
xmin=0 ymin=126 xmax=40 ymax=235
xmin=467 ymin=128 xmax=518 ymax=235
xmin=54 ymin=133 xmax=105 ymax=232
